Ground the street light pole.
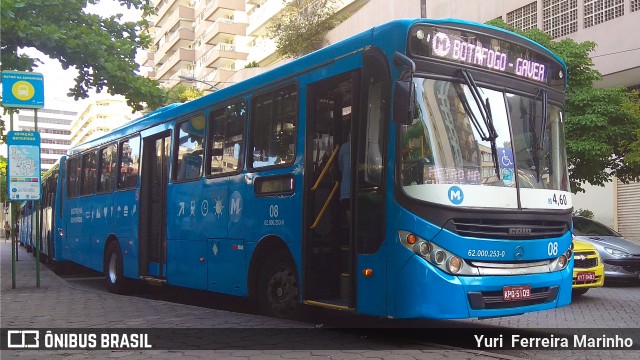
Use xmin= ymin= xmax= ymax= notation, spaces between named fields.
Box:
xmin=178 ymin=75 xmax=219 ymax=92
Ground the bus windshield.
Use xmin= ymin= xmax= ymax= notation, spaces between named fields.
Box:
xmin=399 ymin=77 xmax=569 ymax=208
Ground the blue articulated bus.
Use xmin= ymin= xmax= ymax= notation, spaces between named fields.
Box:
xmin=41 ymin=18 xmax=574 ymax=319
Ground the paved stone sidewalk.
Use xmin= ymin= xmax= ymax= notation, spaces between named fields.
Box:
xmin=0 ymin=242 xmax=513 ymax=359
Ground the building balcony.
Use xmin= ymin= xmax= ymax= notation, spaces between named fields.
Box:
xmin=203 ymin=20 xmax=248 ymax=45
xmin=157 ymin=27 xmax=195 ymax=63
xmin=201 ymin=0 xmax=245 ymax=22
xmin=157 ymin=6 xmax=194 ymax=36
xmin=202 ymin=68 xmax=235 ymax=85
xmin=155 ymin=48 xmax=196 ymax=80
xmin=199 ymin=44 xmax=247 ymax=69
xmin=141 ymin=51 xmax=155 ymax=67
xmin=155 ymin=0 xmax=192 ymax=26
xmin=247 ymin=0 xmax=283 ymax=36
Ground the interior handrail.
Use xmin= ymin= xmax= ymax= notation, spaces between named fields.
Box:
xmin=311 ymin=144 xmax=339 ymax=191
xmin=310 ymin=181 xmax=340 ymax=230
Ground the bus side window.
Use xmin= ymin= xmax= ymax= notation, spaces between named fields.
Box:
xmin=174 ymin=115 xmax=205 ymax=181
xmin=117 ymin=136 xmax=141 ymax=190
xmin=81 ymin=151 xmax=97 ymax=196
xmin=98 ymin=144 xmax=117 ymax=193
xmin=250 ymin=85 xmax=297 ymax=169
xmin=207 ymin=102 xmax=246 ymax=175
xmin=67 ymin=156 xmax=81 ymax=198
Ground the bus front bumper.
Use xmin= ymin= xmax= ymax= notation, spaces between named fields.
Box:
xmin=393 ymin=255 xmax=573 ymax=319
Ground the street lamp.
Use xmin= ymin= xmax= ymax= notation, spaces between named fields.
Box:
xmin=178 ymin=75 xmax=219 ymax=92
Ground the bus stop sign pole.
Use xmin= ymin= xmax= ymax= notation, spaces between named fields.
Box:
xmin=2 ymin=70 xmax=45 ymax=289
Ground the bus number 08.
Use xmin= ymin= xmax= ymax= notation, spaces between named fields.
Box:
xmin=269 ymin=205 xmax=279 ymax=218
xmin=547 ymin=242 xmax=558 ymax=256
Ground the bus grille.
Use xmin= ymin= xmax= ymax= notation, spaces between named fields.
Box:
xmin=468 ymin=286 xmax=558 ymax=310
xmin=451 ymin=218 xmax=568 ymax=240
xmin=573 ymin=252 xmax=598 ymax=269
xmin=572 ymin=275 xmax=602 ymax=285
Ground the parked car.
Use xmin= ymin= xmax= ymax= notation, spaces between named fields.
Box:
xmin=572 ymin=216 xmax=640 ymax=282
xmin=572 ymin=239 xmax=604 ymax=296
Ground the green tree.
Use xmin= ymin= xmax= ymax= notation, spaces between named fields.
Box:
xmin=165 ymin=84 xmax=204 ymax=104
xmin=268 ymin=0 xmax=342 ymax=58
xmin=1 ymin=0 xmax=166 ymax=114
xmin=573 ymin=208 xmax=594 ymax=219
xmin=486 ymin=19 xmax=640 ymax=193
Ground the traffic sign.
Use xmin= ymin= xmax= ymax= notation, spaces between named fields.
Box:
xmin=1 ymin=71 xmax=45 ymax=109
xmin=7 ymin=131 xmax=41 ymax=201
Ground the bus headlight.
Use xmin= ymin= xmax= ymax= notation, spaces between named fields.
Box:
xmin=413 ymin=241 xmax=431 ymax=257
xmin=399 ymin=231 xmax=477 ymax=275
xmin=448 ymin=256 xmax=463 ymax=274
xmin=431 ymin=249 xmax=446 ymax=265
xmin=558 ymin=255 xmax=569 ymax=270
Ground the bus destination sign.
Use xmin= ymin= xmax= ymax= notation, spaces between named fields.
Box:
xmin=409 ymin=25 xmax=563 ymax=85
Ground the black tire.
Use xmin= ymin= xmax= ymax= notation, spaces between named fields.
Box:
xmin=104 ymin=242 xmax=128 ymax=294
xmin=572 ymin=288 xmax=589 ymax=297
xmin=258 ymin=253 xmax=300 ymax=319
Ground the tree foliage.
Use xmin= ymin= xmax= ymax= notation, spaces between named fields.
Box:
xmin=268 ymin=0 xmax=342 ymax=59
xmin=165 ymin=84 xmax=204 ymax=104
xmin=1 ymin=0 xmax=167 ymax=113
xmin=573 ymin=208 xmax=594 ymax=219
xmin=486 ymin=19 xmax=640 ymax=192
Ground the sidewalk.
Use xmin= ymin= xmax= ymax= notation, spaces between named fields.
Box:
xmin=0 ymin=241 xmax=513 ymax=359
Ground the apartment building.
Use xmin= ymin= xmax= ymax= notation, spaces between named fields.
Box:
xmin=3 ymin=98 xmax=75 ymax=172
xmin=142 ymin=0 xmax=364 ymax=90
xmin=70 ymin=95 xmax=138 ymax=147
xmin=142 ymin=0 xmax=249 ymax=91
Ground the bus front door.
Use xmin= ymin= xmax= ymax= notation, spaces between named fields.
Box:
xmin=139 ymin=132 xmax=170 ymax=281
xmin=304 ymin=72 xmax=356 ymax=309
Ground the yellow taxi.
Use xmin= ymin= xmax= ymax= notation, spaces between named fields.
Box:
xmin=572 ymin=239 xmax=605 ymax=296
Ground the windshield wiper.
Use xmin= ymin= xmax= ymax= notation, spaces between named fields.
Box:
xmin=538 ymin=89 xmax=548 ymax=151
xmin=460 ymin=69 xmax=500 ymax=179
xmin=532 ymin=89 xmax=548 ymax=183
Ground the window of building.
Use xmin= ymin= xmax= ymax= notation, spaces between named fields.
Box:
xmin=117 ymin=136 xmax=141 ymax=190
xmin=174 ymin=114 xmax=205 ymax=181
xmin=584 ymin=0 xmax=624 ymax=28
xmin=633 ymin=0 xmax=640 ymax=12
xmin=507 ymin=2 xmax=538 ymax=31
xmin=98 ymin=144 xmax=117 ymax=193
xmin=81 ymin=151 xmax=97 ymax=196
xmin=250 ymin=85 xmax=298 ymax=169
xmin=207 ymin=102 xmax=246 ymax=175
xmin=543 ymin=0 xmax=578 ymax=38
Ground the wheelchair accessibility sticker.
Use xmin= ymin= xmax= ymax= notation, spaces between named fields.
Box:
xmin=498 ymin=147 xmax=515 ymax=186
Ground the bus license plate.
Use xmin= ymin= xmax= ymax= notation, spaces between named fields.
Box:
xmin=576 ymin=272 xmax=595 ymax=282
xmin=503 ymin=285 xmax=531 ymax=301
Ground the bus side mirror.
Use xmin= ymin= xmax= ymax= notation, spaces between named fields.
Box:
xmin=393 ymin=80 xmax=415 ymax=125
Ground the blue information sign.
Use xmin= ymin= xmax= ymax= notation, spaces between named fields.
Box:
xmin=7 ymin=131 xmax=42 ymax=201
xmin=1 ymin=71 xmax=45 ymax=109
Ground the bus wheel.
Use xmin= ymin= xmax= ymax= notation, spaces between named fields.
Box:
xmin=104 ymin=242 xmax=127 ymax=294
xmin=258 ymin=254 xmax=300 ymax=319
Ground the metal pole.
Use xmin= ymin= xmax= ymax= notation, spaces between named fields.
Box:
xmin=10 ymin=110 xmax=16 ymax=289
xmin=35 ymin=109 xmax=40 ymax=287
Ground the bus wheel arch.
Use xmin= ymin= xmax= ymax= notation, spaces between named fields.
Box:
xmin=103 ymin=237 xmax=128 ymax=294
xmin=248 ymin=236 xmax=300 ymax=318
